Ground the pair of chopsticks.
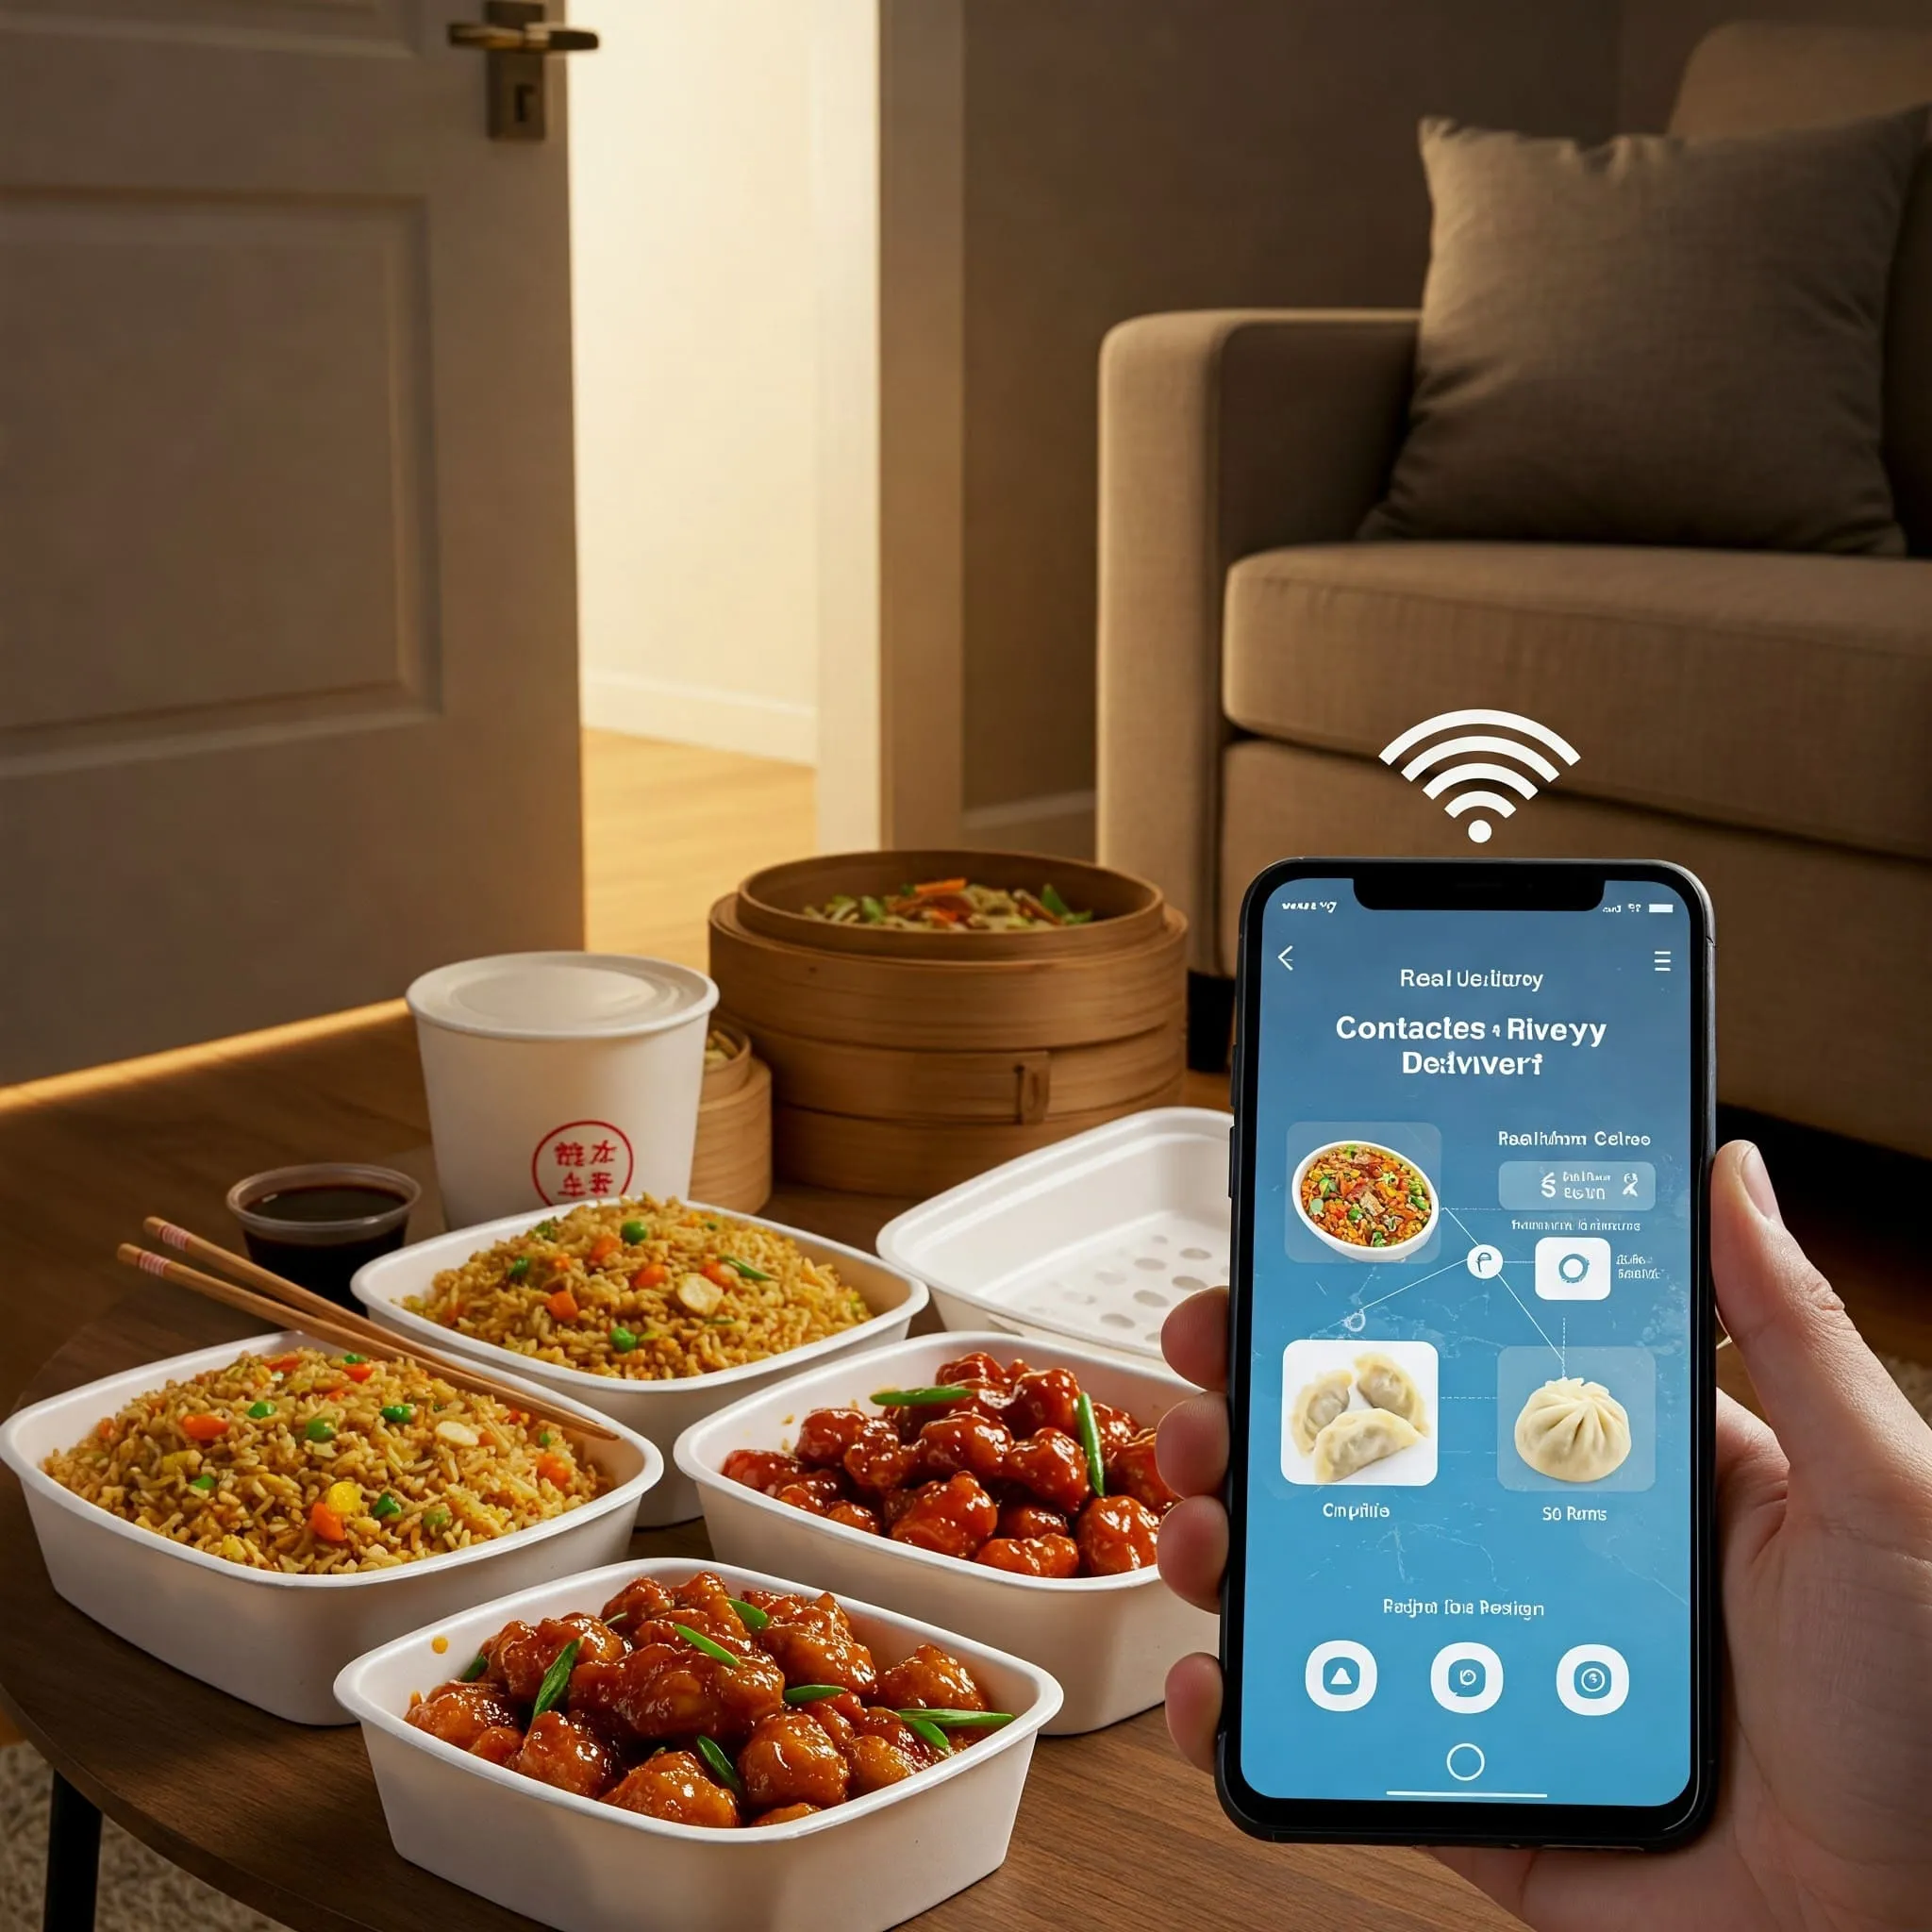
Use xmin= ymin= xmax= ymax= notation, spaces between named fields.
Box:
xmin=116 ymin=1219 xmax=619 ymax=1445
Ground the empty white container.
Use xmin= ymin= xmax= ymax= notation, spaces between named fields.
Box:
xmin=334 ymin=1556 xmax=1061 ymax=1932
xmin=675 ymin=1330 xmax=1217 ymax=1732
xmin=0 ymin=1330 xmax=661 ymax=1724
xmin=354 ymin=1202 xmax=928 ymax=1526
xmin=876 ymin=1107 xmax=1231 ymax=1358
xmin=408 ymin=952 xmax=719 ymax=1228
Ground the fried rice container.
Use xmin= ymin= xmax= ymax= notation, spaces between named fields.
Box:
xmin=0 ymin=1329 xmax=660 ymax=1724
xmin=333 ymin=1557 xmax=1061 ymax=1932
xmin=353 ymin=1204 xmax=927 ymax=1527
xmin=675 ymin=1331 xmax=1217 ymax=1733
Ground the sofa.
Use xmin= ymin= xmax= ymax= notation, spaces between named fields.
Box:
xmin=1096 ymin=21 xmax=1932 ymax=1158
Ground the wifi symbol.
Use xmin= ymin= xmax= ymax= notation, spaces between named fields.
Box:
xmin=1378 ymin=709 xmax=1581 ymax=844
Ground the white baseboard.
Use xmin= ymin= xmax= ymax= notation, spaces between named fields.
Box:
xmin=959 ymin=788 xmax=1096 ymax=858
xmin=581 ymin=670 xmax=817 ymax=766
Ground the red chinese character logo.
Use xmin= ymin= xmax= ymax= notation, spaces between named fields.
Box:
xmin=530 ymin=1120 xmax=636 ymax=1207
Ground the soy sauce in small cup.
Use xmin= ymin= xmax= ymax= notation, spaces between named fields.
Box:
xmin=226 ymin=1163 xmax=420 ymax=1307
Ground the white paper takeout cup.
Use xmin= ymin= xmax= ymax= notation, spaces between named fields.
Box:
xmin=409 ymin=953 xmax=719 ymax=1229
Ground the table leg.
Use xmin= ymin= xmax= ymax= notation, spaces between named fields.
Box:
xmin=43 ymin=1773 xmax=101 ymax=1932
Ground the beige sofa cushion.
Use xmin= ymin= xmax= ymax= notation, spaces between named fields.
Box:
xmin=1219 ymin=736 xmax=1932 ymax=1159
xmin=1360 ymin=109 xmax=1926 ymax=555
xmin=1222 ymin=541 xmax=1932 ymax=860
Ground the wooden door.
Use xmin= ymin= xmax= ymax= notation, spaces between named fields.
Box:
xmin=0 ymin=0 xmax=585 ymax=1082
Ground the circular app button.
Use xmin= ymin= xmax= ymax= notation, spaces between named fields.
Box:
xmin=1429 ymin=1641 xmax=1505 ymax=1713
xmin=1446 ymin=1742 xmax=1486 ymax=1782
xmin=1304 ymin=1641 xmax=1377 ymax=1712
xmin=1556 ymin=1643 xmax=1630 ymax=1716
xmin=1466 ymin=1243 xmax=1505 ymax=1279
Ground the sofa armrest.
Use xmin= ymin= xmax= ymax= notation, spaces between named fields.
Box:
xmin=1096 ymin=309 xmax=1418 ymax=974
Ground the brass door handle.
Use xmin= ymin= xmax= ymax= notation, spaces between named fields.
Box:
xmin=450 ymin=4 xmax=597 ymax=142
xmin=448 ymin=21 xmax=598 ymax=53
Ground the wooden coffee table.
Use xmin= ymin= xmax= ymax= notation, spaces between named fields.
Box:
xmin=0 ymin=1193 xmax=1514 ymax=1932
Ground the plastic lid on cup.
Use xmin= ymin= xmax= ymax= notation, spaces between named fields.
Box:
xmin=407 ymin=953 xmax=719 ymax=1041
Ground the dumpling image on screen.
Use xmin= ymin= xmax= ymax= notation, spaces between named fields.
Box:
xmin=1290 ymin=1368 xmax=1354 ymax=1454
xmin=1310 ymin=1407 xmax=1423 ymax=1483
xmin=1354 ymin=1351 xmax=1429 ymax=1436
xmin=1514 ymin=1376 xmax=1632 ymax=1483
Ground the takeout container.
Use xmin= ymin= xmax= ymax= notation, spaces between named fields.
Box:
xmin=354 ymin=1203 xmax=928 ymax=1526
xmin=709 ymin=850 xmax=1188 ymax=1197
xmin=876 ymin=1108 xmax=1231 ymax=1360
xmin=408 ymin=953 xmax=720 ymax=1228
xmin=675 ymin=1332 xmax=1216 ymax=1732
xmin=1291 ymin=1138 xmax=1440 ymax=1260
xmin=335 ymin=1557 xmax=1061 ymax=1932
xmin=0 ymin=1331 xmax=660 ymax=1724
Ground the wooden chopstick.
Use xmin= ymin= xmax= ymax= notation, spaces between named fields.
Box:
xmin=116 ymin=1241 xmax=619 ymax=1444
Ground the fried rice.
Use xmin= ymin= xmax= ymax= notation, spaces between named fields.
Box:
xmin=401 ymin=1196 xmax=870 ymax=1382
xmin=42 ymin=1346 xmax=604 ymax=1574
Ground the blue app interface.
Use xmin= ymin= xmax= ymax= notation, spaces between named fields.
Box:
xmin=1240 ymin=877 xmax=1695 ymax=1808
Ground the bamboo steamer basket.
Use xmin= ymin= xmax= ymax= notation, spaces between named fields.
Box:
xmin=709 ymin=854 xmax=1188 ymax=1196
xmin=690 ymin=1020 xmax=772 ymax=1212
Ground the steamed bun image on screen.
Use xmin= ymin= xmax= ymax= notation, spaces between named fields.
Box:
xmin=1513 ymin=1375 xmax=1633 ymax=1483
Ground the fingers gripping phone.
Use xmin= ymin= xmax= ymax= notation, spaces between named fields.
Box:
xmin=1218 ymin=860 xmax=1717 ymax=1848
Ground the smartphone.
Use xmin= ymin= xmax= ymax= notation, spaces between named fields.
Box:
xmin=1219 ymin=859 xmax=1716 ymax=1848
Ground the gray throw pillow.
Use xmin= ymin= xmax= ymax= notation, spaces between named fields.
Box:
xmin=1363 ymin=108 xmax=1928 ymax=554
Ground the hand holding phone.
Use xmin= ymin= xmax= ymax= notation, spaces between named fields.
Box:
xmin=1158 ymin=1139 xmax=1932 ymax=1926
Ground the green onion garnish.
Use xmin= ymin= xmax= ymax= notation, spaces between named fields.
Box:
xmin=784 ymin=1684 xmax=845 ymax=1704
xmin=372 ymin=1493 xmax=401 ymax=1520
xmin=605 ymin=1610 xmax=628 ymax=1626
xmin=304 ymin=1417 xmax=335 ymax=1442
xmin=695 ymin=1735 xmax=742 ymax=1794
xmin=902 ymin=1713 xmax=951 ymax=1754
xmin=1075 ymin=1391 xmax=1107 ymax=1498
xmin=532 ymin=1220 xmax=559 ymax=1239
xmin=424 ymin=1507 xmax=450 ymax=1532
xmin=189 ymin=1474 xmax=216 ymax=1493
xmin=246 ymin=1401 xmax=274 ymax=1420
xmin=896 ymin=1707 xmax=1014 ymax=1729
xmin=531 ymin=1637 xmax=581 ymax=1719
xmin=379 ymin=1404 xmax=412 ymax=1424
xmin=538 ymin=1430 xmax=552 ymax=1447
xmin=507 ymin=1257 xmax=532 ymax=1282
xmin=870 ymin=1385 xmax=970 ymax=1407
xmin=1041 ymin=882 xmax=1072 ymax=918
xmin=341 ymin=1353 xmax=366 ymax=1365
xmin=673 ymin=1623 xmax=741 ymax=1667
xmin=460 ymin=1652 xmax=490 ymax=1682
xmin=859 ymin=895 xmax=886 ymax=922
xmin=722 ymin=1256 xmax=774 ymax=1282
xmin=621 ymin=1220 xmax=648 ymax=1244
xmin=726 ymin=1597 xmax=770 ymax=1630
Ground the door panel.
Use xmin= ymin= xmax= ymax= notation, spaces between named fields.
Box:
xmin=0 ymin=0 xmax=584 ymax=1079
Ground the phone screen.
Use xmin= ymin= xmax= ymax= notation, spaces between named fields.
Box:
xmin=1229 ymin=867 xmax=1707 ymax=1824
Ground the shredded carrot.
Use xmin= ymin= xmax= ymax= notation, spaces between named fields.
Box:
xmin=267 ymin=1354 xmax=303 ymax=1374
xmin=343 ymin=1361 xmax=375 ymax=1383
xmin=180 ymin=1414 xmax=230 ymax=1442
xmin=913 ymin=877 xmax=968 ymax=895
xmin=546 ymin=1288 xmax=579 ymax=1323
xmin=587 ymin=1232 xmax=622 ymax=1265
xmin=308 ymin=1502 xmax=346 ymax=1543
xmin=631 ymin=1262 xmax=668 ymax=1290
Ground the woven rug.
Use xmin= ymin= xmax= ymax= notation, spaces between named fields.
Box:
xmin=4 ymin=1356 xmax=1929 ymax=1931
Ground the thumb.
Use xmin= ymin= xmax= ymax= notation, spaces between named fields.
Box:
xmin=1709 ymin=1139 xmax=1925 ymax=1503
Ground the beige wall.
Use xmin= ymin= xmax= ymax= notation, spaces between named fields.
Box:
xmin=571 ymin=0 xmax=820 ymax=766
xmin=947 ymin=0 xmax=1622 ymax=853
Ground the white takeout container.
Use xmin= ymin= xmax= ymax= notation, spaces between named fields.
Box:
xmin=876 ymin=1108 xmax=1231 ymax=1358
xmin=1290 ymin=1137 xmax=1441 ymax=1260
xmin=0 ymin=1330 xmax=660 ymax=1724
xmin=408 ymin=952 xmax=719 ymax=1228
xmin=335 ymin=1556 xmax=1061 ymax=1932
xmin=354 ymin=1204 xmax=928 ymax=1526
xmin=675 ymin=1331 xmax=1216 ymax=1733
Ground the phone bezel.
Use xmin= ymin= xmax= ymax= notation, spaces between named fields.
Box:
xmin=1216 ymin=858 xmax=1718 ymax=1848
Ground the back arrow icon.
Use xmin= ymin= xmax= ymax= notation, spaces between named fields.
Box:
xmin=1278 ymin=945 xmax=1293 ymax=970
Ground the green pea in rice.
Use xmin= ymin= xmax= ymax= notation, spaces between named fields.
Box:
xmin=42 ymin=1348 xmax=603 ymax=1574
xmin=402 ymin=1195 xmax=871 ymax=1382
